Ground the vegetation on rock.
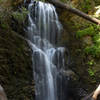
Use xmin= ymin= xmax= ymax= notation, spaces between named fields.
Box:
xmin=0 ymin=0 xmax=35 ymax=100
xmin=12 ymin=7 xmax=28 ymax=24
xmin=59 ymin=0 xmax=100 ymax=94
xmin=1 ymin=0 xmax=100 ymax=99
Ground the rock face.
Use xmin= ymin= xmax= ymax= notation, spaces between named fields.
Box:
xmin=0 ymin=0 xmax=35 ymax=100
xmin=57 ymin=0 xmax=100 ymax=99
xmin=0 ymin=29 xmax=34 ymax=100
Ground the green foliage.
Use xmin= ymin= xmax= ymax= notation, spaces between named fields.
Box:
xmin=87 ymin=59 xmax=96 ymax=77
xmin=0 ymin=6 xmax=12 ymax=29
xmin=76 ymin=26 xmax=95 ymax=38
xmin=87 ymin=60 xmax=94 ymax=66
xmin=79 ymin=0 xmax=95 ymax=13
xmin=85 ymin=45 xmax=100 ymax=57
xmin=84 ymin=30 xmax=100 ymax=57
xmin=12 ymin=7 xmax=28 ymax=24
xmin=88 ymin=68 xmax=95 ymax=76
xmin=0 ymin=23 xmax=9 ymax=29
xmin=93 ymin=32 xmax=100 ymax=44
xmin=76 ymin=23 xmax=100 ymax=58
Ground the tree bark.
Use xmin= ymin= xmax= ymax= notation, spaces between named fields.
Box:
xmin=48 ymin=0 xmax=100 ymax=25
xmin=92 ymin=85 xmax=100 ymax=100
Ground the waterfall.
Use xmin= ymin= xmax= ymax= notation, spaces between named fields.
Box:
xmin=26 ymin=1 xmax=66 ymax=100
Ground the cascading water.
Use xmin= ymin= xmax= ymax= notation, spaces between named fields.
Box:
xmin=25 ymin=0 xmax=67 ymax=100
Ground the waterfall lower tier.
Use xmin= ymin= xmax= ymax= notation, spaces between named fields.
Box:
xmin=25 ymin=1 xmax=67 ymax=100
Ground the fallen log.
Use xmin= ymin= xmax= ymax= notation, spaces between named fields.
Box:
xmin=48 ymin=0 xmax=100 ymax=25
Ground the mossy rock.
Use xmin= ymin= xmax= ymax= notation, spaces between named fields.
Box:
xmin=12 ymin=7 xmax=28 ymax=24
xmin=0 ymin=0 xmax=36 ymax=99
xmin=57 ymin=0 xmax=100 ymax=93
xmin=0 ymin=29 xmax=35 ymax=100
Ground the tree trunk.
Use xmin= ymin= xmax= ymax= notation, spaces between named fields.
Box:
xmin=48 ymin=0 xmax=100 ymax=25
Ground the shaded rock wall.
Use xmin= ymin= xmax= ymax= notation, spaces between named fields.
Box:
xmin=57 ymin=0 xmax=100 ymax=95
xmin=0 ymin=30 xmax=34 ymax=100
xmin=0 ymin=0 xmax=35 ymax=100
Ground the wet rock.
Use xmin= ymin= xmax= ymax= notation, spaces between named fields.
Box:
xmin=62 ymin=69 xmax=79 ymax=81
xmin=0 ymin=1 xmax=35 ymax=99
xmin=61 ymin=69 xmax=87 ymax=100
xmin=0 ymin=29 xmax=35 ymax=100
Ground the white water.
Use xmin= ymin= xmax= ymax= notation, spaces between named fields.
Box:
xmin=26 ymin=1 xmax=66 ymax=100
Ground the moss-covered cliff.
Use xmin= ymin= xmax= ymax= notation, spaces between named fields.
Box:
xmin=0 ymin=0 xmax=35 ymax=99
xmin=58 ymin=0 xmax=100 ymax=93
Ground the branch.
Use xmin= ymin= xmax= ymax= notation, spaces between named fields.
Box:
xmin=48 ymin=0 xmax=100 ymax=25
xmin=92 ymin=85 xmax=100 ymax=100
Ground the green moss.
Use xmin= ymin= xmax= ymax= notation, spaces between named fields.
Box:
xmin=88 ymin=68 xmax=95 ymax=76
xmin=85 ymin=45 xmax=100 ymax=57
xmin=84 ymin=31 xmax=100 ymax=57
xmin=76 ymin=26 xmax=95 ymax=38
xmin=78 ymin=0 xmax=95 ymax=13
xmin=12 ymin=7 xmax=28 ymax=24
xmin=0 ymin=23 xmax=9 ymax=29
xmin=59 ymin=0 xmax=100 ymax=93
xmin=0 ymin=1 xmax=35 ymax=99
xmin=93 ymin=33 xmax=100 ymax=44
xmin=87 ymin=60 xmax=94 ymax=66
xmin=0 ymin=6 xmax=12 ymax=29
xmin=75 ymin=23 xmax=100 ymax=57
xmin=0 ymin=29 xmax=34 ymax=100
